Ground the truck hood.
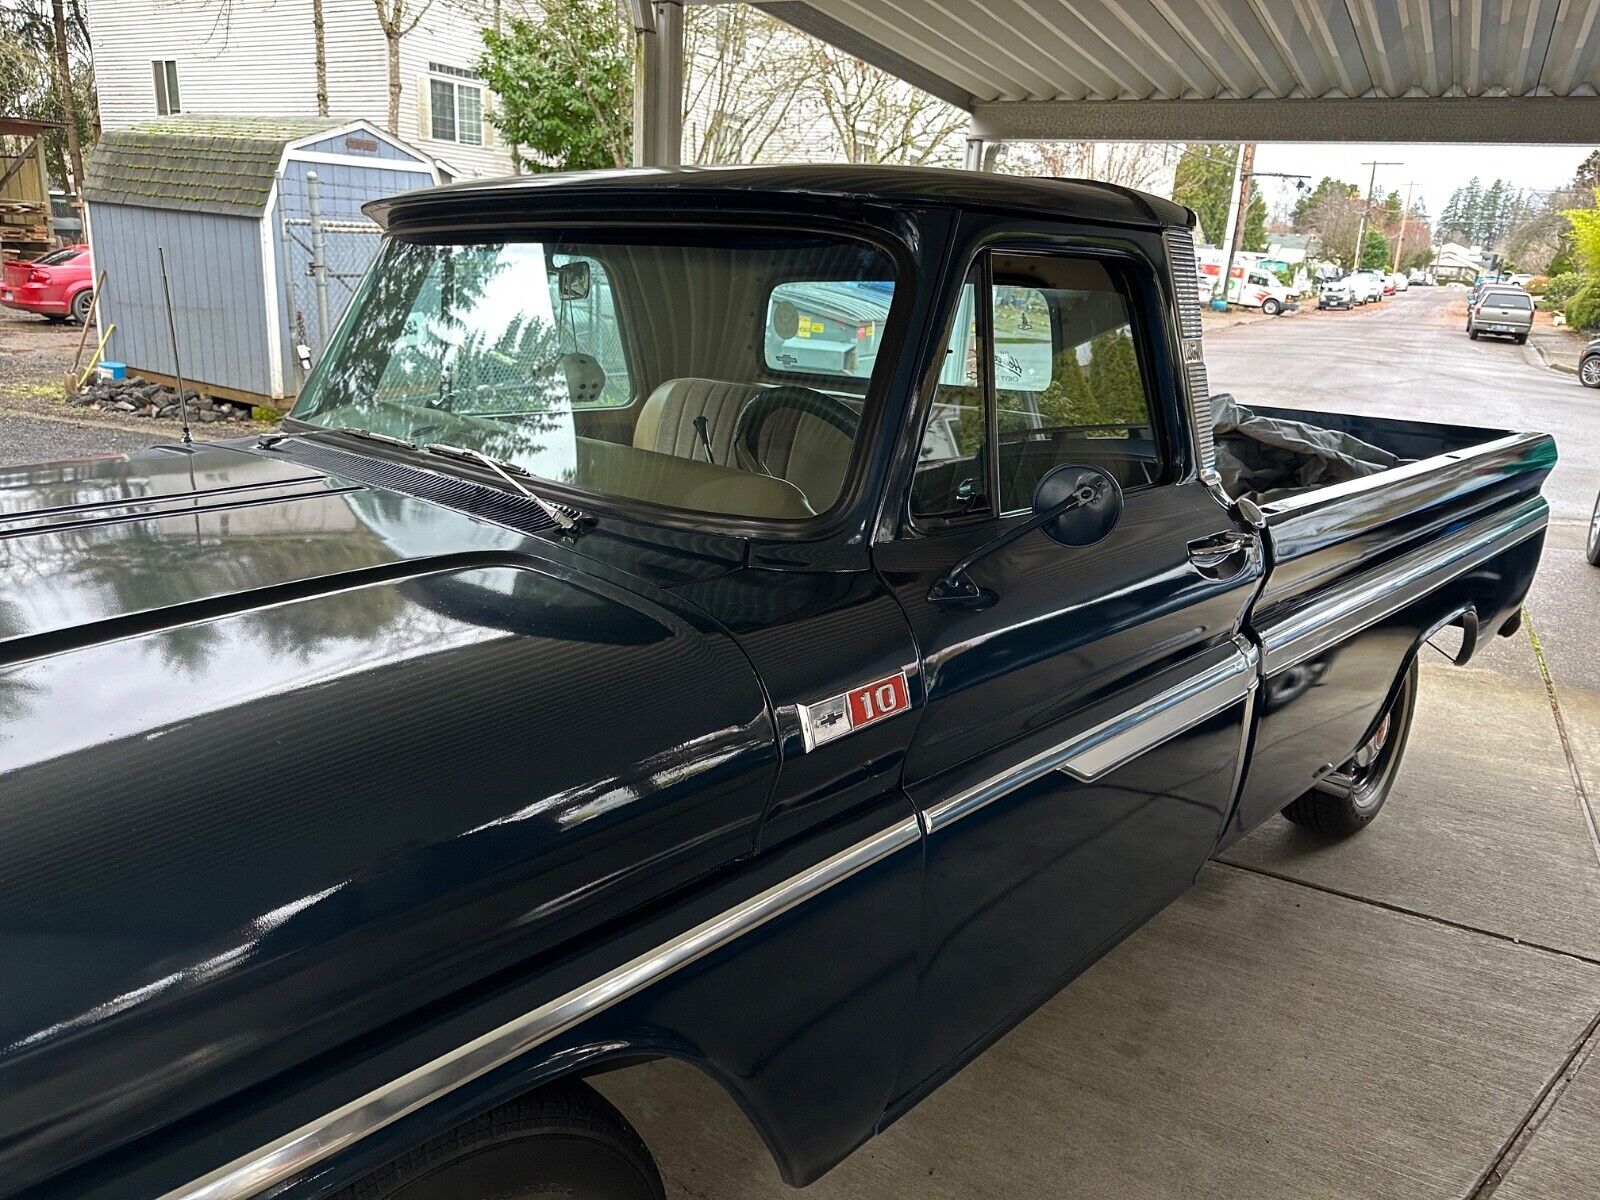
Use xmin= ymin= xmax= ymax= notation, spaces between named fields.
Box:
xmin=0 ymin=444 xmax=776 ymax=1190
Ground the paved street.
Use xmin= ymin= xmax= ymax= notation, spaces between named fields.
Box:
xmin=601 ymin=287 xmax=1600 ymax=1199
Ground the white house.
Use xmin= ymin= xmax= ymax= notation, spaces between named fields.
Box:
xmin=83 ymin=0 xmax=516 ymax=179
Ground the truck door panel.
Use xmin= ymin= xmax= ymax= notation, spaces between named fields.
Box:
xmin=874 ymin=240 xmax=1261 ymax=1102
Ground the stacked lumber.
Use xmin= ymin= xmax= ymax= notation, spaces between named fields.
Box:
xmin=0 ymin=200 xmax=51 ymax=257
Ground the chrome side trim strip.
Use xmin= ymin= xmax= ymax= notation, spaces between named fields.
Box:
xmin=161 ymin=816 xmax=923 ymax=1200
xmin=1258 ymin=496 xmax=1548 ymax=676
xmin=923 ymin=642 xmax=1258 ymax=834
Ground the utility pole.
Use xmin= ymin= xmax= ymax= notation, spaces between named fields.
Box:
xmin=1218 ymin=142 xmax=1256 ymax=309
xmin=50 ymin=0 xmax=84 ymax=199
xmin=1391 ymin=180 xmax=1418 ymax=273
xmin=1353 ymin=159 xmax=1401 ymax=271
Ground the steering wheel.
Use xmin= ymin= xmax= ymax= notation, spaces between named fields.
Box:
xmin=732 ymin=386 xmax=860 ymax=476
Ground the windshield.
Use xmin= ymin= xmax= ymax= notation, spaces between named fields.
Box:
xmin=291 ymin=230 xmax=899 ymax=522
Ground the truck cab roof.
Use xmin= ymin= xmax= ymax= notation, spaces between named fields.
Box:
xmin=365 ymin=164 xmax=1193 ymax=233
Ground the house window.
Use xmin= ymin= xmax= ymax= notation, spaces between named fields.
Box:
xmin=427 ymin=63 xmax=483 ymax=146
xmin=152 ymin=60 xmax=181 ymax=115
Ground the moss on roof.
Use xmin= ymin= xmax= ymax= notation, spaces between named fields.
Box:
xmin=84 ymin=117 xmax=344 ymax=219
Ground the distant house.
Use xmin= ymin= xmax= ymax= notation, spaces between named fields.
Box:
xmin=82 ymin=0 xmax=514 ymax=180
xmin=1434 ymin=241 xmax=1488 ymax=283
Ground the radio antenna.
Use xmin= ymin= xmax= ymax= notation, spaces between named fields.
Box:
xmin=157 ymin=246 xmax=194 ymax=446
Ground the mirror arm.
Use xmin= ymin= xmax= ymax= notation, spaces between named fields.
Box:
xmin=929 ymin=484 xmax=1099 ymax=608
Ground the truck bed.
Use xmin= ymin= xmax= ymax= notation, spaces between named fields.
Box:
xmin=1218 ymin=402 xmax=1555 ymax=839
xmin=1235 ymin=405 xmax=1555 ymax=649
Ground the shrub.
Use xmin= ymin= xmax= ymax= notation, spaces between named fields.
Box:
xmin=1564 ymin=279 xmax=1600 ymax=330
xmin=1541 ymin=272 xmax=1585 ymax=309
xmin=1526 ymin=275 xmax=1550 ymax=294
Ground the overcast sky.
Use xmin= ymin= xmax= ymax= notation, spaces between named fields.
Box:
xmin=1247 ymin=142 xmax=1595 ymax=221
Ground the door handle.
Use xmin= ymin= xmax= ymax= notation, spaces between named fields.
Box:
xmin=1186 ymin=530 xmax=1255 ymax=573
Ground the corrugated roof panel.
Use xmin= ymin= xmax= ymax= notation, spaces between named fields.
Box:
xmin=766 ymin=0 xmax=1600 ymax=114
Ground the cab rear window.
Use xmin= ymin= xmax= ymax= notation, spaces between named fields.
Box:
xmin=764 ymin=280 xmax=894 ymax=379
xmin=1481 ymin=291 xmax=1532 ymax=309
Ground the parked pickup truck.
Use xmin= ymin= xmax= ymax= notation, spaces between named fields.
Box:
xmin=0 ymin=167 xmax=1554 ymax=1200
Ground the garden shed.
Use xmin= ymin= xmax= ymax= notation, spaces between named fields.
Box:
xmin=82 ymin=116 xmax=440 ymax=407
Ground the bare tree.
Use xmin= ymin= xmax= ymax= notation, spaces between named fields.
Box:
xmin=998 ymin=141 xmax=1184 ymax=191
xmin=373 ymin=0 xmax=437 ymax=135
xmin=683 ymin=5 xmax=808 ymax=164
xmin=805 ymin=43 xmax=965 ymax=166
xmin=312 ymin=0 xmax=328 ymax=115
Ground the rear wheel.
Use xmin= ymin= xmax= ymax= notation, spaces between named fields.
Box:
xmin=1580 ymin=355 xmax=1600 ymax=388
xmin=332 ymin=1081 xmax=664 ymax=1200
xmin=1282 ymin=662 xmax=1418 ymax=838
xmin=69 ymin=289 xmax=93 ymax=324
xmin=1515 ymin=333 xmax=1528 ymax=344
xmin=1469 ymin=326 xmax=1479 ymax=339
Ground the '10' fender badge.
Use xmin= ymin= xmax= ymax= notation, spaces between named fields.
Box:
xmin=797 ymin=670 xmax=912 ymax=752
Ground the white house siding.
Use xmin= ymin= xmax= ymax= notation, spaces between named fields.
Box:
xmin=84 ymin=0 xmax=516 ymax=177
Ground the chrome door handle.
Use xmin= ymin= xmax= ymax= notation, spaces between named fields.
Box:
xmin=1187 ymin=530 xmax=1255 ymax=571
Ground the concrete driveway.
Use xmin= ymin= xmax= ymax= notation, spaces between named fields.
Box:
xmin=599 ymin=287 xmax=1600 ymax=1198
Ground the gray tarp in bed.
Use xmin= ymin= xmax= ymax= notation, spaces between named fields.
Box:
xmin=1212 ymin=394 xmax=1405 ymax=503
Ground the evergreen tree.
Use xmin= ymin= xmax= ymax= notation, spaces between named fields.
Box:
xmin=1458 ymin=178 xmax=1484 ymax=244
xmin=1085 ymin=333 xmax=1147 ymax=424
xmin=1359 ymin=228 xmax=1391 ymax=269
xmin=1171 ymin=144 xmax=1239 ymax=246
xmin=1242 ymin=191 xmax=1268 ymax=252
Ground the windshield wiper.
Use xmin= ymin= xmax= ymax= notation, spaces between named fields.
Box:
xmin=258 ymin=426 xmax=418 ymax=453
xmin=422 ymin=442 xmax=586 ymax=536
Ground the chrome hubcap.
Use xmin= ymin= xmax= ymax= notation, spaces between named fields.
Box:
xmin=1584 ymin=358 xmax=1600 ymax=385
xmin=1351 ymin=713 xmax=1391 ymax=771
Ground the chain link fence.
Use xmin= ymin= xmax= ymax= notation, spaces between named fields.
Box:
xmin=281 ymin=171 xmax=383 ymax=386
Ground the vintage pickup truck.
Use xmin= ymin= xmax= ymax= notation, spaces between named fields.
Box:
xmin=1 ymin=167 xmax=1554 ymax=1200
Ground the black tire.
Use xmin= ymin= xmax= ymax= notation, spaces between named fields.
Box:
xmin=1282 ymin=661 xmax=1418 ymax=838
xmin=1586 ymin=492 xmax=1600 ymax=567
xmin=69 ymin=289 xmax=93 ymax=324
xmin=1469 ymin=327 xmax=1479 ymax=339
xmin=1262 ymin=297 xmax=1282 ymax=316
xmin=1580 ymin=355 xmax=1600 ymax=388
xmin=332 ymin=1080 xmax=664 ymax=1200
xmin=1515 ymin=333 xmax=1528 ymax=344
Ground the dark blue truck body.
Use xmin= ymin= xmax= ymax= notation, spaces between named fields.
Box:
xmin=0 ymin=167 xmax=1552 ymax=1200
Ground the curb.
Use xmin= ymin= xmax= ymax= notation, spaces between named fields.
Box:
xmin=1526 ymin=339 xmax=1578 ymax=377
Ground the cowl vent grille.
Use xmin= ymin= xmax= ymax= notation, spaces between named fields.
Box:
xmin=260 ymin=441 xmax=563 ymax=535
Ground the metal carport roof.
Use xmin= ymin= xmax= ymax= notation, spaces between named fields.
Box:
xmin=748 ymin=0 xmax=1600 ymax=143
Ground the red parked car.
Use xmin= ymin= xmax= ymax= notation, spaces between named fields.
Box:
xmin=1 ymin=244 xmax=93 ymax=323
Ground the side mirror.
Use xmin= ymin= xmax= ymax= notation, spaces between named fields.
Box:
xmin=928 ymin=463 xmax=1124 ymax=609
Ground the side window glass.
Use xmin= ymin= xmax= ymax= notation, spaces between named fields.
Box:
xmin=990 ymin=253 xmax=1160 ymax=513
xmin=911 ymin=274 xmax=990 ymax=520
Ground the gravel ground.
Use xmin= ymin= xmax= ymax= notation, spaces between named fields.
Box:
xmin=0 ymin=307 xmax=266 ymax=466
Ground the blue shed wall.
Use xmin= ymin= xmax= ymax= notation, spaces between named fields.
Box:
xmin=88 ymin=203 xmax=272 ymax=398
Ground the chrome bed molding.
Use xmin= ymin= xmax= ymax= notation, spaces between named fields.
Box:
xmin=1257 ymin=495 xmax=1548 ymax=675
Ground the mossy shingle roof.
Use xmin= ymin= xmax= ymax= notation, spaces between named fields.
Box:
xmin=84 ymin=117 xmax=342 ymax=219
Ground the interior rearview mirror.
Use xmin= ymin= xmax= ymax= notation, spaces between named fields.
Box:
xmin=558 ymin=261 xmax=592 ymax=301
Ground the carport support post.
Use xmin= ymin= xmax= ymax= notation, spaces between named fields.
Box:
xmin=306 ymin=170 xmax=331 ymax=346
xmin=964 ymin=136 xmax=1002 ymax=171
xmin=630 ymin=0 xmax=683 ymax=167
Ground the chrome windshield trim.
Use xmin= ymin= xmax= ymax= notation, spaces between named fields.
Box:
xmin=1258 ymin=495 xmax=1548 ymax=676
xmin=161 ymin=816 xmax=922 ymax=1200
xmin=923 ymin=642 xmax=1258 ymax=834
